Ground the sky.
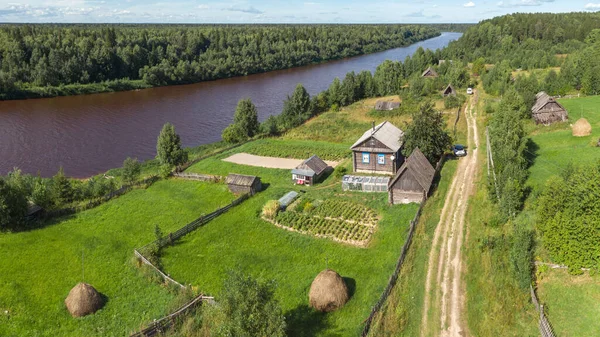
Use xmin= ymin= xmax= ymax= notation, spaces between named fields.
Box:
xmin=0 ymin=0 xmax=597 ymax=24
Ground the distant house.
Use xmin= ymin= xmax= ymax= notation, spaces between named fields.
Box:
xmin=422 ymin=67 xmax=439 ymax=78
xmin=375 ymin=100 xmax=400 ymax=111
xmin=25 ymin=202 xmax=44 ymax=220
xmin=531 ymin=91 xmax=568 ymax=125
xmin=226 ymin=174 xmax=262 ymax=195
xmin=388 ymin=148 xmax=435 ymax=204
xmin=292 ymin=155 xmax=331 ymax=185
xmin=350 ymin=121 xmax=404 ymax=175
xmin=442 ymin=84 xmax=456 ymax=97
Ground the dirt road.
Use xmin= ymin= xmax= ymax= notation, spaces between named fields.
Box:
xmin=223 ymin=153 xmax=339 ymax=169
xmin=420 ymin=91 xmax=480 ymax=337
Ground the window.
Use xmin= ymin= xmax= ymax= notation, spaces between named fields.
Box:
xmin=362 ymin=152 xmax=370 ymax=164
xmin=377 ymin=154 xmax=385 ymax=165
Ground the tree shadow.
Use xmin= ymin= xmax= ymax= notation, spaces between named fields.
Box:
xmin=524 ymin=138 xmax=539 ymax=170
xmin=285 ymin=304 xmax=330 ymax=337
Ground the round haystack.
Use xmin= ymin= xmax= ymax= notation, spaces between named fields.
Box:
xmin=308 ymin=269 xmax=349 ymax=312
xmin=572 ymin=118 xmax=592 ymax=137
xmin=65 ymin=283 xmax=104 ymax=317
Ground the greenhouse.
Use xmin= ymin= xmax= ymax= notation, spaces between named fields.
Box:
xmin=341 ymin=175 xmax=390 ymax=192
xmin=278 ymin=191 xmax=299 ymax=209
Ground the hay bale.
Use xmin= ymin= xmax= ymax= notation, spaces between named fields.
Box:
xmin=572 ymin=118 xmax=592 ymax=137
xmin=65 ymin=283 xmax=104 ymax=317
xmin=308 ymin=269 xmax=349 ymax=312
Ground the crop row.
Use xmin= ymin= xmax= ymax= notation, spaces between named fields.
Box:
xmin=276 ymin=211 xmax=372 ymax=243
xmin=312 ymin=199 xmax=377 ymax=223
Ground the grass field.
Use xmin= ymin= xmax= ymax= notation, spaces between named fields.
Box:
xmin=164 ymin=149 xmax=419 ymax=336
xmin=537 ymin=268 xmax=600 ymax=337
xmin=526 ymin=95 xmax=600 ymax=188
xmin=524 ymin=95 xmax=600 ymax=336
xmin=0 ymin=180 xmax=234 ymax=337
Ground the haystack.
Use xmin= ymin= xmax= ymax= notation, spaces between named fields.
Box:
xmin=572 ymin=118 xmax=592 ymax=137
xmin=308 ymin=269 xmax=349 ymax=312
xmin=65 ymin=283 xmax=104 ymax=317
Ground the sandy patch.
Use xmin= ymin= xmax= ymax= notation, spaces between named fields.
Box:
xmin=223 ymin=153 xmax=339 ymax=169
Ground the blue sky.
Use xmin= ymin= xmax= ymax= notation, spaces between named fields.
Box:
xmin=0 ymin=0 xmax=596 ymax=23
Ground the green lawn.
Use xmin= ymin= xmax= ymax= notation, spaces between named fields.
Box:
xmin=537 ymin=269 xmax=600 ymax=337
xmin=527 ymin=96 xmax=600 ymax=188
xmin=158 ymin=148 xmax=419 ymax=336
xmin=0 ymin=180 xmax=234 ymax=337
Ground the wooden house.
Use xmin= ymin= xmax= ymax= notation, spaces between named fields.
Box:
xmin=388 ymin=148 xmax=435 ymax=204
xmin=291 ymin=155 xmax=331 ymax=185
xmin=531 ymin=92 xmax=568 ymax=125
xmin=226 ymin=174 xmax=262 ymax=195
xmin=350 ymin=121 xmax=404 ymax=175
xmin=422 ymin=67 xmax=439 ymax=78
xmin=442 ymin=84 xmax=456 ymax=96
xmin=375 ymin=100 xmax=400 ymax=111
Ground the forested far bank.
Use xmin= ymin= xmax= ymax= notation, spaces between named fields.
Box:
xmin=0 ymin=24 xmax=442 ymax=100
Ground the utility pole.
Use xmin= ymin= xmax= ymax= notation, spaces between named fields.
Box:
xmin=486 ymin=127 xmax=500 ymax=202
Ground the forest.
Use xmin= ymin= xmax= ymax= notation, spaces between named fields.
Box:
xmin=0 ymin=24 xmax=443 ymax=99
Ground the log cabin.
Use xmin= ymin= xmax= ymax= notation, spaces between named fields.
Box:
xmin=350 ymin=121 xmax=404 ymax=175
xmin=388 ymin=148 xmax=435 ymax=204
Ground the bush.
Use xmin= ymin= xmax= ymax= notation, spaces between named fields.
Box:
xmin=330 ymin=103 xmax=339 ymax=112
xmin=333 ymin=166 xmax=348 ymax=178
xmin=222 ymin=123 xmax=248 ymax=144
xmin=444 ymin=94 xmax=461 ymax=109
xmin=262 ymin=200 xmax=280 ymax=220
xmin=159 ymin=164 xmax=173 ymax=179
xmin=510 ymin=224 xmax=534 ymax=290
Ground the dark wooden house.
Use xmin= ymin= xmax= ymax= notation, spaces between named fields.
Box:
xmin=531 ymin=92 xmax=568 ymax=124
xmin=291 ymin=155 xmax=331 ymax=185
xmin=442 ymin=84 xmax=456 ymax=96
xmin=350 ymin=121 xmax=404 ymax=175
xmin=375 ymin=100 xmax=400 ymax=111
xmin=422 ymin=67 xmax=439 ymax=78
xmin=388 ymin=148 xmax=435 ymax=204
xmin=226 ymin=174 xmax=262 ymax=195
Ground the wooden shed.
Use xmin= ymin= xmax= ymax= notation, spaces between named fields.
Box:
xmin=375 ymin=100 xmax=400 ymax=111
xmin=442 ymin=84 xmax=456 ymax=96
xmin=226 ymin=174 xmax=261 ymax=195
xmin=422 ymin=67 xmax=439 ymax=78
xmin=292 ymin=155 xmax=331 ymax=186
xmin=350 ymin=121 xmax=404 ymax=175
xmin=531 ymin=92 xmax=568 ymax=125
xmin=388 ymin=148 xmax=435 ymax=204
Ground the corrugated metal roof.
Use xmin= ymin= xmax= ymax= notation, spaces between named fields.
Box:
xmin=294 ymin=155 xmax=329 ymax=176
xmin=350 ymin=121 xmax=404 ymax=152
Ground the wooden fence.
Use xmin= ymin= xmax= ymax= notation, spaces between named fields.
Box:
xmin=172 ymin=172 xmax=221 ymax=182
xmin=530 ymin=285 xmax=556 ymax=337
xmin=134 ymin=193 xmax=250 ymax=287
xmin=129 ymin=294 xmax=214 ymax=337
xmin=361 ymin=155 xmax=444 ymax=337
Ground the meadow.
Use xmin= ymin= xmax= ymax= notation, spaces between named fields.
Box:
xmin=523 ymin=95 xmax=600 ymax=336
xmin=0 ymin=180 xmax=234 ymax=336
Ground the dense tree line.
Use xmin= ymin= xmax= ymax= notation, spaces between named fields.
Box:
xmin=0 ymin=24 xmax=441 ymax=99
xmin=444 ymin=12 xmax=600 ymax=70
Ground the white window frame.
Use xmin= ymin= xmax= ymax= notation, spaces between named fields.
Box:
xmin=377 ymin=154 xmax=385 ymax=165
xmin=362 ymin=152 xmax=370 ymax=164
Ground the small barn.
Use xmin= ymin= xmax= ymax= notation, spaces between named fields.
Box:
xmin=388 ymin=148 xmax=435 ymax=204
xmin=226 ymin=174 xmax=262 ymax=195
xmin=351 ymin=121 xmax=404 ymax=175
xmin=375 ymin=100 xmax=400 ymax=111
xmin=25 ymin=202 xmax=44 ymax=220
xmin=422 ymin=67 xmax=439 ymax=78
xmin=531 ymin=92 xmax=568 ymax=125
xmin=442 ymin=84 xmax=456 ymax=97
xmin=291 ymin=155 xmax=331 ymax=185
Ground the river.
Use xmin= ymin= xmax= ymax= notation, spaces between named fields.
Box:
xmin=0 ymin=32 xmax=461 ymax=178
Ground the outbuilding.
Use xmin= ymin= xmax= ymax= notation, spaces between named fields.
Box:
xmin=442 ymin=84 xmax=456 ymax=96
xmin=350 ymin=121 xmax=404 ymax=175
xmin=291 ymin=155 xmax=331 ymax=185
xmin=226 ymin=174 xmax=262 ymax=195
xmin=375 ymin=100 xmax=400 ymax=111
xmin=531 ymin=91 xmax=568 ymax=125
xmin=388 ymin=148 xmax=435 ymax=204
xmin=422 ymin=67 xmax=439 ymax=78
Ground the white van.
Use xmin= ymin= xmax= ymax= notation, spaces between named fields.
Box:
xmin=467 ymin=88 xmax=473 ymax=95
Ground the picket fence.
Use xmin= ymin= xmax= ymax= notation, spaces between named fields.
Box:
xmin=530 ymin=285 xmax=556 ymax=337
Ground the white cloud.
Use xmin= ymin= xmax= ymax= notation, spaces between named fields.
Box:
xmin=585 ymin=3 xmax=600 ymax=9
xmin=464 ymin=1 xmax=475 ymax=7
xmin=197 ymin=4 xmax=210 ymax=10
xmin=498 ymin=0 xmax=555 ymax=7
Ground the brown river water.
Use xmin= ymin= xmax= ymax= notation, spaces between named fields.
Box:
xmin=0 ymin=32 xmax=461 ymax=178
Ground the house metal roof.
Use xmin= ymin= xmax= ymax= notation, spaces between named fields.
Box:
xmin=350 ymin=121 xmax=404 ymax=152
